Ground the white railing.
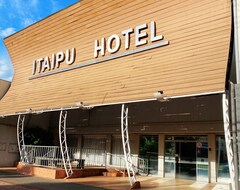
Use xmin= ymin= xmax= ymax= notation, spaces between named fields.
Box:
xmin=23 ymin=145 xmax=62 ymax=168
xmin=138 ymin=157 xmax=149 ymax=175
xmin=107 ymin=153 xmax=125 ymax=169
xmin=22 ymin=145 xmax=106 ymax=168
xmin=22 ymin=145 xmax=110 ymax=168
xmin=80 ymin=148 xmax=106 ymax=167
xmin=106 ymin=153 xmax=148 ymax=175
xmin=21 ymin=145 xmax=148 ymax=175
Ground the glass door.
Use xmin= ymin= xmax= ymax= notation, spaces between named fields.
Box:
xmin=164 ymin=141 xmax=175 ymax=178
xmin=164 ymin=136 xmax=208 ymax=181
xmin=196 ymin=142 xmax=209 ymax=182
xmin=176 ymin=142 xmax=196 ymax=180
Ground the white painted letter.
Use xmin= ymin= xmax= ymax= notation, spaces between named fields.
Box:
xmin=56 ymin=51 xmax=65 ymax=68
xmin=135 ymin=23 xmax=148 ymax=47
xmin=150 ymin=21 xmax=163 ymax=42
xmin=36 ymin=58 xmax=43 ymax=73
xmin=107 ymin=34 xmax=121 ymax=54
xmin=122 ymin=28 xmax=133 ymax=50
xmin=51 ymin=54 xmax=55 ymax=70
xmin=42 ymin=56 xmax=51 ymax=72
xmin=94 ymin=38 xmax=105 ymax=58
xmin=32 ymin=60 xmax=36 ymax=75
xmin=66 ymin=48 xmax=76 ymax=65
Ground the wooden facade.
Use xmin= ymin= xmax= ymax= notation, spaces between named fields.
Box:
xmin=0 ymin=80 xmax=11 ymax=100
xmin=0 ymin=0 xmax=232 ymax=115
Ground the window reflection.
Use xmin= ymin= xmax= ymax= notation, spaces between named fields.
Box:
xmin=216 ymin=136 xmax=230 ymax=180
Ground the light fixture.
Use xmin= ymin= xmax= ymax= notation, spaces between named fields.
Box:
xmin=75 ymin=102 xmax=94 ymax=110
xmin=25 ymin=108 xmax=32 ymax=113
xmin=153 ymin=91 xmax=169 ymax=102
xmin=76 ymin=102 xmax=84 ymax=107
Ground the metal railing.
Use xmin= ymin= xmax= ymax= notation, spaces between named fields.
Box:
xmin=22 ymin=145 xmax=105 ymax=168
xmin=23 ymin=145 xmax=62 ymax=168
xmin=107 ymin=153 xmax=125 ymax=169
xmin=21 ymin=145 xmax=149 ymax=175
xmin=106 ymin=153 xmax=148 ymax=175
xmin=138 ymin=157 xmax=149 ymax=175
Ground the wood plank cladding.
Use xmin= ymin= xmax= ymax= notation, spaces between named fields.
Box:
xmin=0 ymin=0 xmax=232 ymax=115
xmin=0 ymin=80 xmax=10 ymax=100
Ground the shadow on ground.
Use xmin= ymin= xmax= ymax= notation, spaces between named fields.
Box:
xmin=0 ymin=169 xmax=107 ymax=190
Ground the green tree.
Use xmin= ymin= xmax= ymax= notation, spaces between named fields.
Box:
xmin=24 ymin=126 xmax=53 ymax=145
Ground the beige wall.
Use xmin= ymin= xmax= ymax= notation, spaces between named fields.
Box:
xmin=0 ymin=125 xmax=19 ymax=166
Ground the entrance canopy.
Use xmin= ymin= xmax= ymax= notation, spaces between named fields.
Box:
xmin=0 ymin=0 xmax=232 ymax=115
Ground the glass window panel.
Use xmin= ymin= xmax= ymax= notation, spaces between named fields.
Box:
xmin=196 ymin=142 xmax=208 ymax=181
xmin=164 ymin=141 xmax=175 ymax=178
xmin=139 ymin=135 xmax=158 ymax=175
xmin=216 ymin=136 xmax=230 ymax=180
xmin=111 ymin=136 xmax=124 ymax=166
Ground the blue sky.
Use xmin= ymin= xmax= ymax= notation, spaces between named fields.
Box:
xmin=0 ymin=0 xmax=78 ymax=82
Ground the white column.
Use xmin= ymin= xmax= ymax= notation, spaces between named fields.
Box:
xmin=121 ymin=104 xmax=138 ymax=186
xmin=233 ymin=0 xmax=240 ymax=83
xmin=105 ymin=135 xmax=112 ymax=166
xmin=208 ymin=134 xmax=217 ymax=183
xmin=158 ymin=134 xmax=165 ymax=177
xmin=59 ymin=110 xmax=73 ymax=178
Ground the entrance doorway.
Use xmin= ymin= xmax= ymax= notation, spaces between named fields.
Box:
xmin=165 ymin=136 xmax=208 ymax=181
xmin=175 ymin=142 xmax=196 ymax=179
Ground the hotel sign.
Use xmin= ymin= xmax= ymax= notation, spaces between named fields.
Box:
xmin=32 ymin=48 xmax=76 ymax=75
xmin=30 ymin=21 xmax=169 ymax=79
xmin=1 ymin=0 xmax=231 ymax=115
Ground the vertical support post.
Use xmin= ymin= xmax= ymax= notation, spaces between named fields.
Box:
xmin=208 ymin=134 xmax=216 ymax=183
xmin=17 ymin=114 xmax=29 ymax=163
xmin=158 ymin=134 xmax=165 ymax=177
xmin=222 ymin=93 xmax=236 ymax=190
xmin=121 ymin=104 xmax=140 ymax=189
xmin=105 ymin=135 xmax=112 ymax=168
xmin=235 ymin=84 xmax=240 ymax=180
xmin=230 ymin=83 xmax=239 ymax=190
xmin=59 ymin=110 xmax=73 ymax=178
xmin=232 ymin=0 xmax=240 ymax=83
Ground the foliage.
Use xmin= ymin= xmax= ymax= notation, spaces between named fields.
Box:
xmin=139 ymin=136 xmax=158 ymax=157
xmin=24 ymin=126 xmax=53 ymax=145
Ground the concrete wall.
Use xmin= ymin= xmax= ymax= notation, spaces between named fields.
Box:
xmin=0 ymin=125 xmax=19 ymax=166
